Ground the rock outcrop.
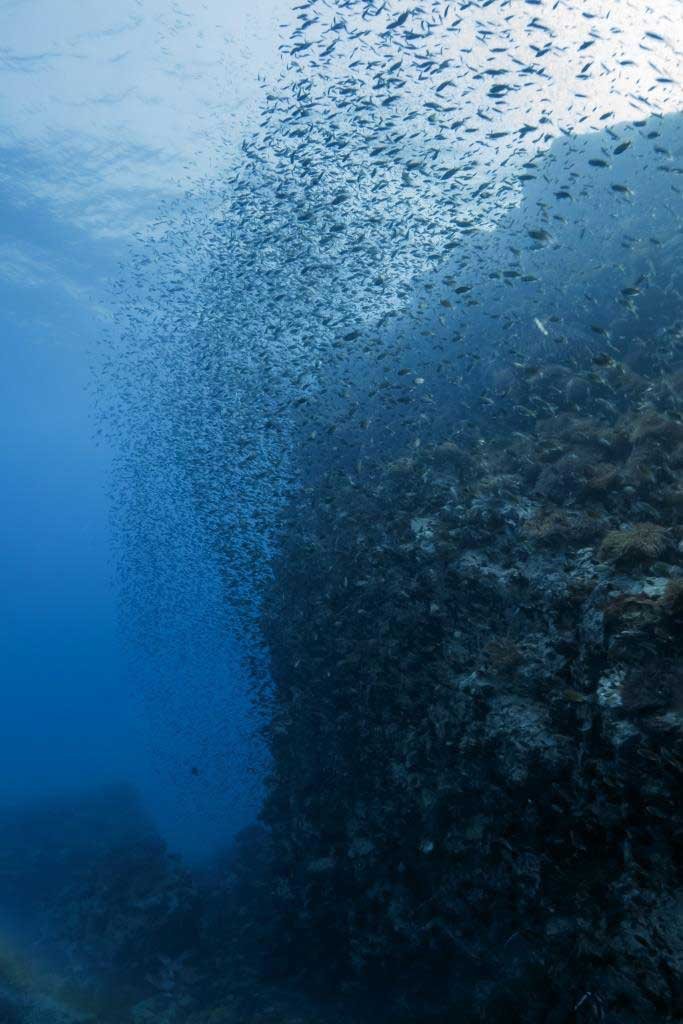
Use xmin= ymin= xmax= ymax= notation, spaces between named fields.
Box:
xmin=261 ymin=329 xmax=683 ymax=1022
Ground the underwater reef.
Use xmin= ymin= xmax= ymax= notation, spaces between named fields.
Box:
xmin=13 ymin=336 xmax=679 ymax=1024
xmin=0 ymin=788 xmax=354 ymax=1024
xmin=5 ymin=329 xmax=677 ymax=1024
xmin=0 ymin=787 xmax=201 ymax=1023
xmin=260 ymin=326 xmax=683 ymax=1022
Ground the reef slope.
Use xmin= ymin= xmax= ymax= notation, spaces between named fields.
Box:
xmin=262 ymin=330 xmax=683 ymax=1022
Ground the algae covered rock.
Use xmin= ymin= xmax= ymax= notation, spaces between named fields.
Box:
xmin=599 ymin=522 xmax=670 ymax=563
xmin=260 ymin=333 xmax=683 ymax=1022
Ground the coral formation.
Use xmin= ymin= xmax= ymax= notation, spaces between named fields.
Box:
xmin=259 ymin=328 xmax=683 ymax=1023
xmin=599 ymin=523 xmax=670 ymax=563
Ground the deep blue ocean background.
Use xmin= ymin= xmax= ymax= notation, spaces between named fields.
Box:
xmin=0 ymin=0 xmax=291 ymax=857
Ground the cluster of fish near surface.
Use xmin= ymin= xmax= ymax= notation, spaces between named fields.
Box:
xmin=105 ymin=1 xmax=682 ymax=691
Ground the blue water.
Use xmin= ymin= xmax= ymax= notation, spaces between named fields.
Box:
xmin=0 ymin=0 xmax=289 ymax=857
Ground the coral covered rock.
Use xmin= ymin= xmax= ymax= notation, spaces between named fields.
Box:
xmin=260 ymin=338 xmax=683 ymax=1022
xmin=599 ymin=523 xmax=670 ymax=563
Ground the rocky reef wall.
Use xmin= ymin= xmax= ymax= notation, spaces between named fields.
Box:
xmin=261 ymin=329 xmax=683 ymax=1022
